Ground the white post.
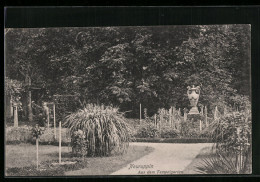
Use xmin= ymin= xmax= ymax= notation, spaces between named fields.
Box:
xmin=169 ymin=108 xmax=172 ymax=127
xmin=10 ymin=95 xmax=13 ymax=117
xmin=173 ymin=107 xmax=176 ymax=128
xmin=184 ymin=112 xmax=187 ymax=122
xmin=13 ymin=103 xmax=18 ymax=127
xmin=59 ymin=121 xmax=61 ymax=164
xmin=36 ymin=138 xmax=39 ymax=170
xmin=214 ymin=106 xmax=218 ymax=121
xmin=140 ymin=103 xmax=142 ymax=124
xmin=200 ymin=120 xmax=202 ymax=131
xmin=53 ymin=104 xmax=56 ymax=139
xmin=205 ymin=106 xmax=208 ymax=127
xmin=154 ymin=114 xmax=157 ymax=127
xmin=47 ymin=107 xmax=50 ymax=128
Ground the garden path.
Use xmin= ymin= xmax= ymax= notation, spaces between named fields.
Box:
xmin=110 ymin=142 xmax=213 ymax=175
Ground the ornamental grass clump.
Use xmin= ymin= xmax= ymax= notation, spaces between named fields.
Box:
xmin=64 ymin=104 xmax=130 ymax=157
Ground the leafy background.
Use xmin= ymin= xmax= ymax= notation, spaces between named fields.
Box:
xmin=5 ymin=25 xmax=251 ymax=119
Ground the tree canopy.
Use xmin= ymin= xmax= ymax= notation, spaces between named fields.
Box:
xmin=5 ymin=25 xmax=251 ymax=118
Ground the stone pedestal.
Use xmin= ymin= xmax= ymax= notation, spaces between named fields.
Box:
xmin=188 ymin=106 xmax=200 ymax=115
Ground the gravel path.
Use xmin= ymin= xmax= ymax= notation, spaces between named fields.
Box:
xmin=111 ymin=142 xmax=213 ymax=175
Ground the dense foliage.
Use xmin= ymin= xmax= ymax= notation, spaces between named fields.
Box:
xmin=6 ymin=126 xmax=70 ymax=145
xmin=197 ymin=107 xmax=252 ymax=174
xmin=5 ymin=25 xmax=251 ymax=120
xmin=135 ymin=123 xmax=160 ymax=138
xmin=64 ymin=104 xmax=130 ymax=157
xmin=160 ymin=126 xmax=180 ymax=138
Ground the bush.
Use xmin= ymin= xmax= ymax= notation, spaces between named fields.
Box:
xmin=196 ymin=109 xmax=252 ymax=174
xmin=135 ymin=122 xmax=160 ymax=138
xmin=70 ymin=129 xmax=88 ymax=158
xmin=180 ymin=121 xmax=201 ymax=138
xmin=6 ymin=126 xmax=32 ymax=143
xmin=160 ymin=127 xmax=180 ymax=138
xmin=36 ymin=128 xmax=71 ymax=145
xmin=133 ymin=138 xmax=213 ymax=143
xmin=6 ymin=160 xmax=85 ymax=176
xmin=6 ymin=126 xmax=70 ymax=145
xmin=64 ymin=104 xmax=130 ymax=157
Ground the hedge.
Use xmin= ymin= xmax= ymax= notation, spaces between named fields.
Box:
xmin=132 ymin=137 xmax=213 ymax=143
xmin=6 ymin=126 xmax=71 ymax=145
xmin=6 ymin=126 xmax=213 ymax=145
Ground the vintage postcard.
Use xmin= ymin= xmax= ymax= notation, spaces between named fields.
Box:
xmin=4 ymin=24 xmax=251 ymax=176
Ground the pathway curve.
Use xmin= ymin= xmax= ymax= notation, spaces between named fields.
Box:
xmin=111 ymin=142 xmax=213 ymax=175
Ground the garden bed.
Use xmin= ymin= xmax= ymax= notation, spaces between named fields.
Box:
xmin=132 ymin=137 xmax=213 ymax=143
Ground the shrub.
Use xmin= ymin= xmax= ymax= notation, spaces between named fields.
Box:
xmin=6 ymin=160 xmax=85 ymax=176
xmin=6 ymin=126 xmax=32 ymax=143
xmin=180 ymin=121 xmax=190 ymax=137
xmin=64 ymin=104 xmax=130 ymax=157
xmin=71 ymin=129 xmax=88 ymax=158
xmin=6 ymin=126 xmax=70 ymax=145
xmin=133 ymin=138 xmax=212 ymax=143
xmin=36 ymin=128 xmax=71 ymax=144
xmin=160 ymin=127 xmax=180 ymax=138
xmin=196 ymin=109 xmax=252 ymax=174
xmin=180 ymin=121 xmax=201 ymax=138
xmin=31 ymin=124 xmax=44 ymax=139
xmin=135 ymin=122 xmax=159 ymax=138
xmin=196 ymin=150 xmax=251 ymax=174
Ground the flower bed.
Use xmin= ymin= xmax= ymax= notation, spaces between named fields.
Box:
xmin=132 ymin=137 xmax=213 ymax=143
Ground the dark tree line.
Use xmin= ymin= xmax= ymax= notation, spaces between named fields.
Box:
xmin=5 ymin=25 xmax=251 ymax=120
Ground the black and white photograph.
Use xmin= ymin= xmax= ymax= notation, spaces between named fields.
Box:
xmin=4 ymin=24 xmax=252 ymax=176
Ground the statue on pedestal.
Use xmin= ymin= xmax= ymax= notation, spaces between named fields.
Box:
xmin=187 ymin=85 xmax=200 ymax=115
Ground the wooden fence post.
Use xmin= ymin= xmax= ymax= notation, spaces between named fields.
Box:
xmin=140 ymin=103 xmax=142 ymax=125
xmin=224 ymin=105 xmax=226 ymax=115
xmin=178 ymin=108 xmax=181 ymax=129
xmin=10 ymin=95 xmax=13 ymax=117
xmin=214 ymin=106 xmax=219 ymax=124
xmin=169 ymin=108 xmax=171 ymax=127
xmin=59 ymin=121 xmax=61 ymax=164
xmin=205 ymin=106 xmax=208 ymax=127
xmin=201 ymin=105 xmax=204 ymax=115
xmin=159 ymin=110 xmax=162 ymax=135
xmin=184 ymin=112 xmax=187 ymax=122
xmin=36 ymin=137 xmax=39 ymax=170
xmin=154 ymin=114 xmax=157 ymax=128
xmin=13 ymin=103 xmax=18 ymax=127
xmin=53 ymin=104 xmax=56 ymax=139
xmin=172 ymin=107 xmax=176 ymax=128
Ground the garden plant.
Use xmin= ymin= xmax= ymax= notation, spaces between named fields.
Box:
xmin=64 ymin=104 xmax=131 ymax=157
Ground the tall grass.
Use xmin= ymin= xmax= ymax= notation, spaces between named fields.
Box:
xmin=64 ymin=104 xmax=131 ymax=157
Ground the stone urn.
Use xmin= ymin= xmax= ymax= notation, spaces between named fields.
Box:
xmin=187 ymin=85 xmax=200 ymax=114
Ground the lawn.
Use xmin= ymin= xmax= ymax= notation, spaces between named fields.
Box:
xmin=5 ymin=143 xmax=154 ymax=176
